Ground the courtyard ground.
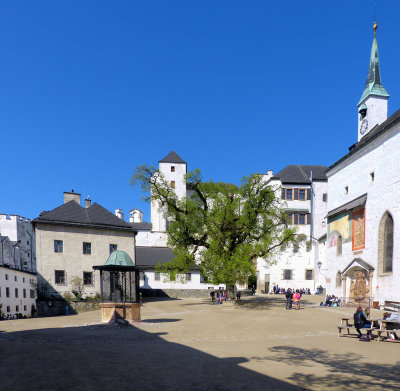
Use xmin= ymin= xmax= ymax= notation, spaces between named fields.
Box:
xmin=0 ymin=294 xmax=399 ymax=391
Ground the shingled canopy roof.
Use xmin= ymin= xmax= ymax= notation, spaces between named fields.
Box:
xmin=273 ymin=165 xmax=328 ymax=184
xmin=33 ymin=201 xmax=136 ymax=232
xmin=159 ymin=151 xmax=186 ymax=164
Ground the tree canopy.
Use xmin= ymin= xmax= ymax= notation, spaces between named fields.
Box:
xmin=132 ymin=166 xmax=296 ymax=289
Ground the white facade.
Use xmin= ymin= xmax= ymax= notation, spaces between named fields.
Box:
xmin=257 ymin=175 xmax=328 ymax=293
xmin=0 ymin=214 xmax=36 ymax=273
xmin=326 ymin=121 xmax=400 ymax=303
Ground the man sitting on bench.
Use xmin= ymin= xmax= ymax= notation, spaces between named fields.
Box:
xmin=383 ymin=312 xmax=400 ymax=341
xmin=354 ymin=306 xmax=372 ymax=338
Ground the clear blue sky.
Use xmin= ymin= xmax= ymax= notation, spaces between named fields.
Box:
xmin=2 ymin=1 xmax=400 ymax=222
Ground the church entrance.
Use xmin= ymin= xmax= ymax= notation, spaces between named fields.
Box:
xmin=349 ymin=270 xmax=369 ymax=302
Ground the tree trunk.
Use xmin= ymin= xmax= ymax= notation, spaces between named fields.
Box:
xmin=226 ymin=284 xmax=235 ymax=300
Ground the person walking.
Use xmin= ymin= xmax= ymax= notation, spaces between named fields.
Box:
xmin=293 ymin=289 xmax=301 ymax=310
xmin=285 ymin=288 xmax=292 ymax=310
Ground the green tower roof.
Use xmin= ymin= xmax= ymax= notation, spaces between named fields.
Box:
xmin=105 ymin=250 xmax=134 ymax=267
xmin=358 ymin=22 xmax=389 ymax=106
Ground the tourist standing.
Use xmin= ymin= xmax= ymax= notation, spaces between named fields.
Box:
xmin=294 ymin=290 xmax=301 ymax=310
xmin=285 ymin=288 xmax=292 ymax=310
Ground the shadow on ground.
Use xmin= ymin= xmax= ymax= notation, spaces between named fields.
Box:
xmin=0 ymin=323 xmax=305 ymax=391
xmin=236 ymin=296 xmax=317 ymax=310
xmin=251 ymin=345 xmax=400 ymax=391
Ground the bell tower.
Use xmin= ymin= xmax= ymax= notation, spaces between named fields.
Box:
xmin=357 ymin=21 xmax=389 ymax=142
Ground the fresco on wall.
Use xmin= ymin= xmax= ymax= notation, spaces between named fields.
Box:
xmin=327 ymin=212 xmax=352 ymax=247
xmin=352 ymin=209 xmax=365 ymax=250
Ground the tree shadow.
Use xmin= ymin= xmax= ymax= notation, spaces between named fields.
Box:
xmin=140 ymin=318 xmax=181 ymax=323
xmin=0 ymin=323 xmax=306 ymax=391
xmin=236 ymin=296 xmax=315 ymax=310
xmin=256 ymin=345 xmax=400 ymax=390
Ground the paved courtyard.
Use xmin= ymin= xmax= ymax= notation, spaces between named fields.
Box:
xmin=0 ymin=295 xmax=399 ymax=391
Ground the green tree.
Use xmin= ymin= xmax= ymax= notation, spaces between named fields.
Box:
xmin=132 ymin=166 xmax=296 ymax=298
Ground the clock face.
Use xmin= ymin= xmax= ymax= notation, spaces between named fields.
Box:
xmin=360 ymin=118 xmax=368 ymax=135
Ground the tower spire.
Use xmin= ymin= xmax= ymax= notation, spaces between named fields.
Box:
xmin=358 ymin=21 xmax=389 ymax=106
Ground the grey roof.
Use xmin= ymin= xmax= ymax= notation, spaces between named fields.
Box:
xmin=159 ymin=151 xmax=186 ymax=164
xmin=129 ymin=222 xmax=152 ymax=230
xmin=34 ymin=201 xmax=136 ymax=232
xmin=327 ymin=193 xmax=367 ymax=218
xmin=273 ymin=165 xmax=328 ymax=184
xmin=329 ymin=109 xmax=400 ymax=172
xmin=342 ymin=258 xmax=374 ymax=275
xmin=135 ymin=246 xmax=175 ymax=267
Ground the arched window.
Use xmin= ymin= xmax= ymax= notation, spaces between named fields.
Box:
xmin=336 ymin=271 xmax=342 ymax=288
xmin=378 ymin=212 xmax=394 ymax=275
xmin=337 ymin=235 xmax=342 ymax=256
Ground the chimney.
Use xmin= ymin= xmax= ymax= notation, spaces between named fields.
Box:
xmin=115 ymin=208 xmax=124 ymax=220
xmin=64 ymin=190 xmax=81 ymax=205
xmin=85 ymin=197 xmax=91 ymax=208
xmin=265 ymin=170 xmax=274 ymax=180
xmin=129 ymin=209 xmax=143 ymax=223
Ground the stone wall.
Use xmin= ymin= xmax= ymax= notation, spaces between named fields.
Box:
xmin=36 ymin=300 xmax=100 ymax=317
xmin=140 ymin=288 xmax=253 ymax=299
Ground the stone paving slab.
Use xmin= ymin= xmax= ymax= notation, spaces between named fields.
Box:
xmin=0 ymin=295 xmax=399 ymax=391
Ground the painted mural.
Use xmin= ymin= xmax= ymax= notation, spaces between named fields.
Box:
xmin=352 ymin=209 xmax=365 ymax=250
xmin=327 ymin=211 xmax=352 ymax=247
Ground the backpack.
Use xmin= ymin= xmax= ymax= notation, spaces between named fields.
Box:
xmin=359 ymin=334 xmax=370 ymax=342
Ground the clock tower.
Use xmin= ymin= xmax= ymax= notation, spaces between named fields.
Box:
xmin=357 ymin=22 xmax=389 ymax=142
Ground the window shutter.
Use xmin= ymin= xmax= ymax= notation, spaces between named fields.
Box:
xmin=281 ymin=188 xmax=285 ymax=200
xmin=294 ymin=213 xmax=299 ymax=225
xmin=294 ymin=188 xmax=299 ymax=200
xmin=307 ymin=189 xmax=311 ymax=200
xmin=307 ymin=213 xmax=311 ymax=225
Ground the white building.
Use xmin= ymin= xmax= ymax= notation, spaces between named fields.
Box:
xmin=0 ymin=214 xmax=36 ymax=273
xmin=325 ymin=22 xmax=399 ymax=305
xmin=257 ymin=165 xmax=328 ymax=293
xmin=0 ymin=235 xmax=37 ymax=317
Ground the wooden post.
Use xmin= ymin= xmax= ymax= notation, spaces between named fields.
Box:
xmin=342 ymin=274 xmax=347 ymax=303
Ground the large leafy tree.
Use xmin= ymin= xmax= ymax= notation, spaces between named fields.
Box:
xmin=132 ymin=166 xmax=296 ymax=297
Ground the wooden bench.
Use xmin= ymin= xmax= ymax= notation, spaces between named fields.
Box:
xmin=383 ymin=301 xmax=400 ymax=312
xmin=338 ymin=317 xmax=374 ymax=337
xmin=377 ymin=319 xmax=400 ymax=342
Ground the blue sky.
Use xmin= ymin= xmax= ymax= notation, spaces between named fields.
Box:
xmin=1 ymin=1 xmax=400 ymax=222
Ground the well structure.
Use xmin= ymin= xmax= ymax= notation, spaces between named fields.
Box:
xmin=93 ymin=251 xmax=141 ymax=323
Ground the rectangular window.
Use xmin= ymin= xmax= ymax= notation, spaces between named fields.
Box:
xmin=23 ymin=289 xmax=26 ymax=298
xmin=15 ymin=276 xmax=17 ymax=282
xmin=286 ymin=189 xmax=293 ymax=200
xmin=344 ymin=186 xmax=349 ymax=195
xmin=305 ymin=269 xmax=314 ymax=280
xmin=27 ymin=240 xmax=29 ymax=245
xmin=171 ymin=166 xmax=175 ymax=172
xmin=171 ymin=181 xmax=175 ymax=189
xmin=5 ymin=274 xmax=8 ymax=280
xmin=55 ymin=270 xmax=66 ymax=285
xmin=299 ymin=189 xmax=306 ymax=200
xmin=370 ymin=172 xmax=375 ymax=182
xmin=283 ymin=269 xmax=292 ymax=280
xmin=54 ymin=240 xmax=63 ymax=253
xmin=16 ymin=305 xmax=19 ymax=312
xmin=6 ymin=287 xmax=10 ymax=297
xmin=30 ymin=289 xmax=35 ymax=299
xmin=6 ymin=306 xmax=10 ymax=313
xmin=83 ymin=242 xmax=91 ymax=255
xmin=322 ymin=193 xmax=328 ymax=202
xmin=298 ymin=214 xmax=306 ymax=225
xmin=15 ymin=288 xmax=18 ymax=298
xmin=109 ymin=244 xmax=117 ymax=254
xmin=154 ymin=272 xmax=160 ymax=281
xmin=83 ymin=272 xmax=93 ymax=286
xmin=24 ymin=305 xmax=27 ymax=311
xmin=23 ymin=277 xmax=25 ymax=283
xmin=186 ymin=273 xmax=191 ymax=282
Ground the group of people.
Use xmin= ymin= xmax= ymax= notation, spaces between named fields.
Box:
xmin=353 ymin=306 xmax=400 ymax=341
xmin=273 ymin=286 xmax=311 ymax=296
xmin=210 ymin=288 xmax=227 ymax=304
xmin=320 ymin=295 xmax=341 ymax=307
xmin=316 ymin=285 xmax=324 ymax=295
xmin=285 ymin=288 xmax=302 ymax=310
